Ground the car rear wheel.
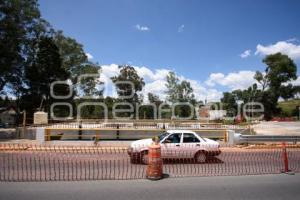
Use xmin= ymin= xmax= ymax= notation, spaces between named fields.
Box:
xmin=194 ymin=151 xmax=207 ymax=163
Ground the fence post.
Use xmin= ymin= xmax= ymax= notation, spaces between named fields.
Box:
xmin=94 ymin=130 xmax=100 ymax=145
xmin=116 ymin=124 xmax=119 ymax=140
xmin=46 ymin=128 xmax=51 ymax=141
xmin=78 ymin=121 xmax=82 ymax=140
xmin=224 ymin=130 xmax=228 ymax=143
xmin=281 ymin=142 xmax=294 ymax=175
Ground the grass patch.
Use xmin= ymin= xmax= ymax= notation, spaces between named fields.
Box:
xmin=278 ymin=99 xmax=300 ymax=117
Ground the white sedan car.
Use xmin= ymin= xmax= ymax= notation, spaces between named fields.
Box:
xmin=127 ymin=130 xmax=221 ymax=164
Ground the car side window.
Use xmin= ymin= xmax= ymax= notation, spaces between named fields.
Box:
xmin=183 ymin=133 xmax=200 ymax=143
xmin=163 ymin=133 xmax=181 ymax=144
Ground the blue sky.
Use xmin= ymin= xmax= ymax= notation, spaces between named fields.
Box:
xmin=39 ymin=0 xmax=300 ymax=101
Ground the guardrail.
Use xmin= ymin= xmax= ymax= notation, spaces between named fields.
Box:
xmin=233 ymin=134 xmax=300 ymax=144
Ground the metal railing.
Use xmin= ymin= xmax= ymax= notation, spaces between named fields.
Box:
xmin=27 ymin=121 xmax=250 ymax=130
xmin=233 ymin=134 xmax=300 ymax=144
xmin=0 ymin=143 xmax=299 ymax=181
xmin=43 ymin=128 xmax=229 ymax=141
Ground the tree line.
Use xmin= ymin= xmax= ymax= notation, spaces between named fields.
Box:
xmin=220 ymin=53 xmax=299 ymax=120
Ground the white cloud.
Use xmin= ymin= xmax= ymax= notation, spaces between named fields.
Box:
xmin=85 ymin=53 xmax=93 ymax=60
xmin=133 ymin=67 xmax=170 ymax=101
xmin=135 ymin=24 xmax=150 ymax=31
xmin=205 ymin=69 xmax=300 ymax=94
xmin=134 ymin=67 xmax=170 ymax=81
xmin=178 ymin=24 xmax=185 ymax=33
xmin=99 ymin=64 xmax=222 ymax=102
xmin=99 ymin=64 xmax=120 ymax=97
xmin=185 ymin=79 xmax=222 ymax=102
xmin=255 ymin=41 xmax=300 ymax=60
xmin=240 ymin=49 xmax=251 ymax=58
xmin=287 ymin=76 xmax=300 ymax=86
xmin=205 ymin=71 xmax=257 ymax=90
xmin=205 ymin=73 xmax=225 ymax=87
xmin=286 ymin=38 xmax=299 ymax=43
xmin=100 ymin=64 xmax=169 ymax=100
xmin=142 ymin=80 xmax=168 ymax=102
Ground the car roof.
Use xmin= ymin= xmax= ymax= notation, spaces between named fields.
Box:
xmin=166 ymin=130 xmax=196 ymax=134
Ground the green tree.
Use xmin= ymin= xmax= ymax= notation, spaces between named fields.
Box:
xmin=255 ymin=53 xmax=297 ymax=93
xmin=165 ymin=72 xmax=180 ymax=103
xmin=0 ymin=0 xmax=49 ymax=125
xmin=221 ymin=91 xmax=238 ymax=116
xmin=53 ymin=31 xmax=88 ymax=78
xmin=24 ymin=29 xmax=100 ymax=116
xmin=104 ymin=96 xmax=116 ymax=119
xmin=111 ymin=65 xmax=145 ymax=118
xmin=165 ymin=71 xmax=196 ymax=118
xmin=178 ymin=80 xmax=196 ymax=103
xmin=255 ymin=53 xmax=297 ymax=119
xmin=111 ymin=65 xmax=145 ymax=104
xmin=25 ymin=37 xmax=69 ymax=113
xmin=0 ymin=0 xmax=42 ymax=92
xmin=53 ymin=31 xmax=104 ymax=99
xmin=165 ymin=72 xmax=196 ymax=103
xmin=222 ymin=53 xmax=298 ymax=120
xmin=0 ymin=0 xmax=105 ymax=122
xmin=77 ymin=64 xmax=103 ymax=97
xmin=141 ymin=92 xmax=163 ymax=119
xmin=148 ymin=93 xmax=162 ymax=106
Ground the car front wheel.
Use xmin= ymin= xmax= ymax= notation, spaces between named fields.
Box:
xmin=130 ymin=155 xmax=139 ymax=164
xmin=141 ymin=151 xmax=149 ymax=165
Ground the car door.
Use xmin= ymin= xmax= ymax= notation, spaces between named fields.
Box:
xmin=160 ymin=133 xmax=182 ymax=158
xmin=181 ymin=133 xmax=201 ymax=158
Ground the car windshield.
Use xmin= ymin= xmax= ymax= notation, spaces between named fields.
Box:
xmin=199 ymin=135 xmax=206 ymax=142
xmin=158 ymin=132 xmax=169 ymax=141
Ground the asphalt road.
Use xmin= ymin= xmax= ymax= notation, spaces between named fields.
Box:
xmin=0 ymin=174 xmax=299 ymax=200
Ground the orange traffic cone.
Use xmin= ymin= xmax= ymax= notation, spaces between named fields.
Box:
xmin=146 ymin=138 xmax=163 ymax=180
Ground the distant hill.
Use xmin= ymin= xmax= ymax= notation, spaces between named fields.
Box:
xmin=278 ymin=99 xmax=300 ymax=117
